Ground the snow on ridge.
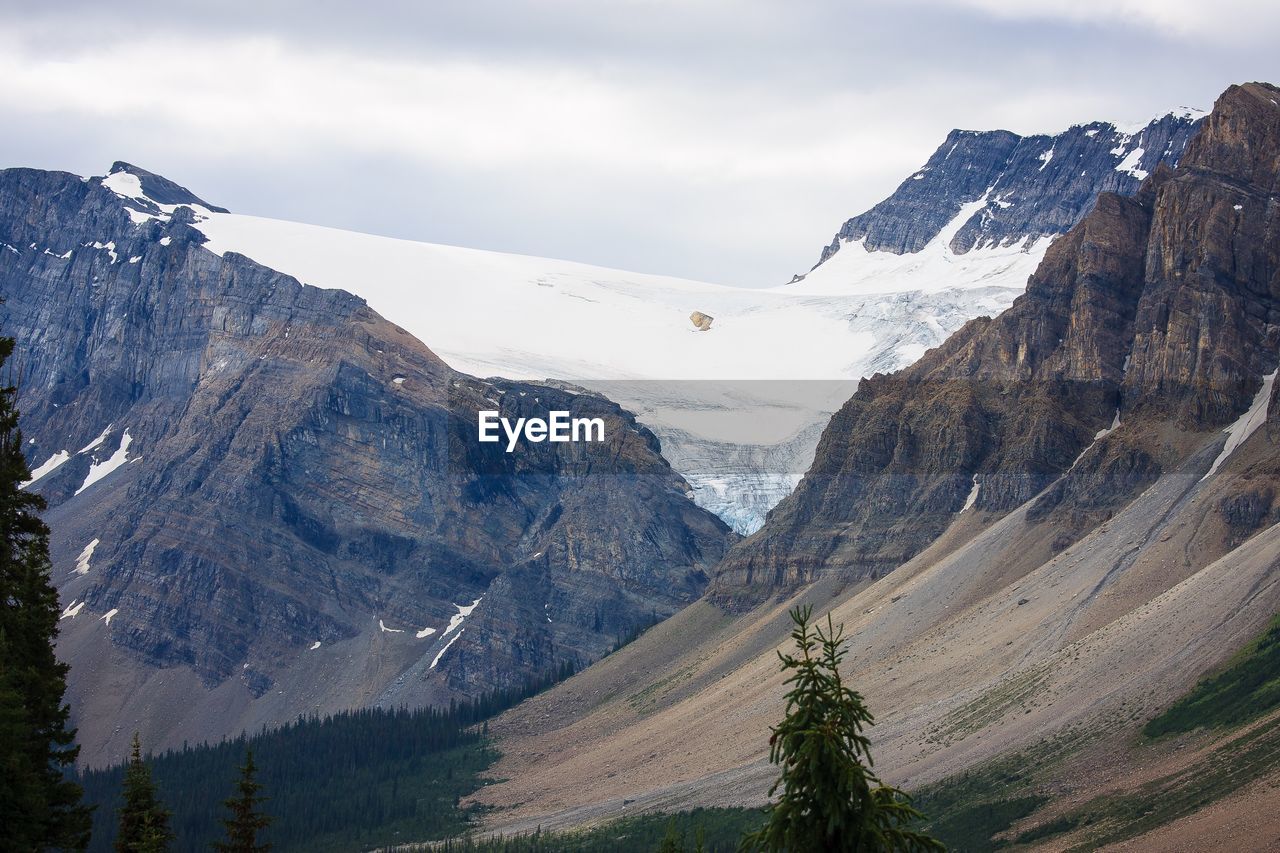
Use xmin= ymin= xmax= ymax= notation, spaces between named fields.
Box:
xmin=1115 ymin=147 xmax=1149 ymax=181
xmin=1203 ymin=371 xmax=1277 ymax=481
xmin=192 ymin=211 xmax=871 ymax=383
xmin=416 ymin=626 xmax=437 ymax=639
xmin=74 ymin=539 xmax=99 ymax=575
xmin=75 ymin=429 xmax=135 ymax=495
xmin=21 ymin=450 xmax=70 ymax=489
xmin=787 ymin=188 xmax=1047 ymax=301
xmin=99 ymin=169 xmax=215 ymax=228
xmin=101 ymin=171 xmax=146 ymax=200
xmin=90 ymin=241 xmax=119 ymax=263
xmin=101 ymin=608 xmax=119 ymax=627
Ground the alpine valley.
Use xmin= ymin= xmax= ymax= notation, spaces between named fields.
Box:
xmin=4 ymin=75 xmax=1279 ymax=850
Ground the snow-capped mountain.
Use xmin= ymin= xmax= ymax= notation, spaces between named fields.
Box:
xmin=130 ymin=109 xmax=1200 ymax=532
xmin=803 ymin=108 xmax=1205 ymax=275
xmin=1 ymin=163 xmax=734 ymax=765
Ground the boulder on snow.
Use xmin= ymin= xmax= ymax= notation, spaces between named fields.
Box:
xmin=690 ymin=311 xmax=714 ymax=331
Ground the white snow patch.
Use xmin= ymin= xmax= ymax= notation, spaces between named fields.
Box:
xmin=961 ymin=475 xmax=980 ymax=512
xmin=789 ymin=189 xmax=1048 ymax=300
xmin=309 ymin=641 xmax=321 ymax=650
xmin=79 ymin=426 xmax=112 ymax=453
xmin=1037 ymin=148 xmax=1054 ymax=170
xmin=1234 ymin=204 xmax=1244 ymax=211
xmin=127 ymin=209 xmax=155 ymax=225
xmin=160 ymin=236 xmax=172 ymax=246
xmin=1099 ymin=409 xmax=1121 ymax=437
xmin=1071 ymin=410 xmax=1122 ymax=468
xmin=442 ymin=597 xmax=483 ymax=638
xmin=128 ymin=256 xmax=141 ymax=264
xmin=416 ymin=626 xmax=437 ymax=639
xmin=378 ymin=619 xmax=405 ymax=633
xmin=60 ymin=600 xmax=86 ymax=620
xmin=101 ymin=171 xmax=145 ymax=200
xmin=75 ymin=429 xmax=134 ymax=495
xmin=91 ymin=241 xmax=119 ymax=263
xmin=21 ymin=450 xmax=71 ymax=489
xmin=430 ymin=629 xmax=464 ymax=669
xmin=100 ymin=608 xmax=119 ymax=627
xmin=1085 ymin=128 xmax=1099 ymax=137
xmin=74 ymin=539 xmax=99 ymax=575
xmin=392 ymin=376 xmax=406 ymax=384
xmin=1203 ymin=371 xmax=1277 ymax=481
xmin=1115 ymin=147 xmax=1148 ymax=180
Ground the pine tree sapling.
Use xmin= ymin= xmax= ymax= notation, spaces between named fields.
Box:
xmin=741 ymin=606 xmax=945 ymax=852
xmin=214 ymin=747 xmax=272 ymax=852
xmin=115 ymin=732 xmax=174 ymax=852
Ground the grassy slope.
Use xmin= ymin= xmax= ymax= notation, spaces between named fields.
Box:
xmin=1143 ymin=612 xmax=1280 ymax=738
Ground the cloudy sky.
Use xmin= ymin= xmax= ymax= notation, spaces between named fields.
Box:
xmin=2 ymin=1 xmax=1277 ymax=286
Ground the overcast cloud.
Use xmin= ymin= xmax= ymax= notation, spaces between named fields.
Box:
xmin=1 ymin=1 xmax=1277 ymax=285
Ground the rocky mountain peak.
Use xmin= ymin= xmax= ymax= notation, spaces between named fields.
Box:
xmin=1178 ymin=82 xmax=1280 ymax=191
xmin=101 ymin=161 xmax=229 ymax=216
xmin=805 ymin=109 xmax=1204 ymax=277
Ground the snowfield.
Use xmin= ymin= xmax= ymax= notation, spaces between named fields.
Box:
xmin=189 ymin=205 xmax=1041 ymax=532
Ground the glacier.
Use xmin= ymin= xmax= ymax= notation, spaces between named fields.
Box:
xmin=188 ymin=205 xmax=1037 ymax=533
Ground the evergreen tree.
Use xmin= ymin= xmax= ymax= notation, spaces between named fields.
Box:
xmin=115 ymin=732 xmax=173 ymax=852
xmin=0 ymin=332 xmax=91 ymax=850
xmin=657 ymin=819 xmax=685 ymax=852
xmin=213 ymin=747 xmax=272 ymax=852
xmin=741 ymin=606 xmax=945 ymax=852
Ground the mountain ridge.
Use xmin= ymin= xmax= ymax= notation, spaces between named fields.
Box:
xmin=0 ymin=165 xmax=734 ymax=766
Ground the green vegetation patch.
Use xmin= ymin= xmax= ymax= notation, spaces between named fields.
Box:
xmin=910 ymin=733 xmax=1088 ymax=851
xmin=1050 ymin=713 xmax=1280 ymax=851
xmin=1144 ymin=612 xmax=1280 ymax=738
xmin=79 ymin=666 xmax=574 ymax=853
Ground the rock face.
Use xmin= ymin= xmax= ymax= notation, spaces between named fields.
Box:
xmin=713 ymin=83 xmax=1280 ymax=604
xmin=0 ymin=164 xmax=734 ymax=764
xmin=810 ymin=109 xmax=1203 ymax=269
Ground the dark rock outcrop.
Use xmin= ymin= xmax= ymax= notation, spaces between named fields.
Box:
xmin=715 ymin=83 xmax=1280 ymax=604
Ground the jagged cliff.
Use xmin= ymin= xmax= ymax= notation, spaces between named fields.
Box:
xmin=0 ymin=165 xmax=733 ymax=765
xmin=810 ymin=109 xmax=1203 ymax=267
xmin=714 ymin=83 xmax=1280 ymax=604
